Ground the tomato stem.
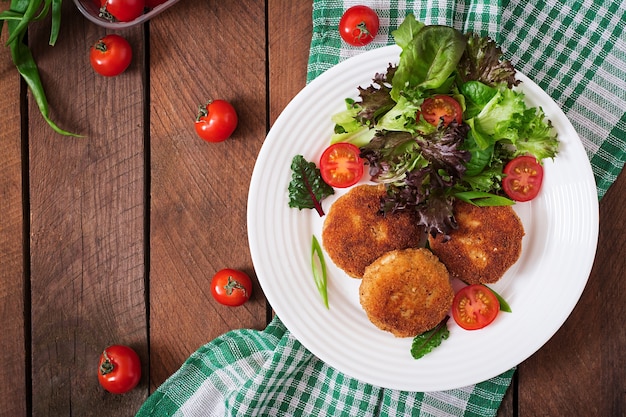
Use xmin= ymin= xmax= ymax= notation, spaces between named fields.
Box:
xmin=99 ymin=350 xmax=115 ymax=375
xmin=98 ymin=6 xmax=116 ymax=23
xmin=223 ymin=276 xmax=247 ymax=296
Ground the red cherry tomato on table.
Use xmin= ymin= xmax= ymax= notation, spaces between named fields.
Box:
xmin=502 ymin=155 xmax=544 ymax=202
xmin=211 ymin=268 xmax=253 ymax=307
xmin=319 ymin=142 xmax=364 ymax=188
xmin=89 ymin=34 xmax=132 ymax=77
xmin=339 ymin=5 xmax=379 ymax=47
xmin=452 ymin=284 xmax=500 ymax=330
xmin=195 ymin=100 xmax=238 ymax=143
xmin=98 ymin=345 xmax=141 ymax=394
xmin=100 ymin=0 xmax=145 ymax=22
xmin=419 ymin=95 xmax=463 ymax=127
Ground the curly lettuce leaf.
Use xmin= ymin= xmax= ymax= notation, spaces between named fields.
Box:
xmin=458 ymin=33 xmax=519 ymax=89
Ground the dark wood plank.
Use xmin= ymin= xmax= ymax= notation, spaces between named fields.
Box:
xmin=27 ymin=2 xmax=148 ymax=415
xmin=268 ymin=0 xmax=312 ymax=124
xmin=148 ymin=0 xmax=268 ymax=390
xmin=0 ymin=2 xmax=27 ymax=415
xmin=517 ymin=167 xmax=626 ymax=415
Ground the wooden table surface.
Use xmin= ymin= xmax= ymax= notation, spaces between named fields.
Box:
xmin=1 ymin=1 xmax=624 ymax=416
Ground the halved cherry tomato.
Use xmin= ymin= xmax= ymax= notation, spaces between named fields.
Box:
xmin=98 ymin=345 xmax=141 ymax=394
xmin=195 ymin=100 xmax=238 ymax=143
xmin=419 ymin=95 xmax=463 ymax=127
xmin=319 ymin=142 xmax=364 ymax=188
xmin=339 ymin=5 xmax=379 ymax=47
xmin=211 ymin=268 xmax=252 ymax=307
xmin=452 ymin=284 xmax=500 ymax=330
xmin=101 ymin=0 xmax=145 ymax=22
xmin=502 ymin=155 xmax=544 ymax=202
xmin=89 ymin=34 xmax=132 ymax=77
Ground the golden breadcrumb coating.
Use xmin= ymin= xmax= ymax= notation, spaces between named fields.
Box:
xmin=322 ymin=185 xmax=423 ymax=278
xmin=359 ymin=248 xmax=453 ymax=337
xmin=428 ymin=201 xmax=524 ymax=284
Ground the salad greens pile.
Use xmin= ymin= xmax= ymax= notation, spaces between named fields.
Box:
xmin=331 ymin=14 xmax=559 ymax=238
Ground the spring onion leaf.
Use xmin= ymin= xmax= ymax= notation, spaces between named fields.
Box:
xmin=311 ymin=235 xmax=329 ymax=309
xmin=1 ymin=0 xmax=79 ymax=136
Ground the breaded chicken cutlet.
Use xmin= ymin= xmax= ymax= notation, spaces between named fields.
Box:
xmin=428 ymin=200 xmax=524 ymax=284
xmin=322 ymin=184 xmax=423 ymax=278
xmin=359 ymin=248 xmax=453 ymax=337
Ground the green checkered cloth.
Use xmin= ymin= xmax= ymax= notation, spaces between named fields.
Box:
xmin=137 ymin=1 xmax=626 ymax=416
xmin=137 ymin=316 xmax=515 ymax=416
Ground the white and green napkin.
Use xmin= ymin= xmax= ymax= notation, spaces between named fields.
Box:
xmin=137 ymin=1 xmax=625 ymax=416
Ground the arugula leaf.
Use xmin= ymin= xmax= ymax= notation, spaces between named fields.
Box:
xmin=288 ymin=155 xmax=334 ymax=216
xmin=411 ymin=316 xmax=450 ymax=359
xmin=311 ymin=235 xmax=329 ymax=309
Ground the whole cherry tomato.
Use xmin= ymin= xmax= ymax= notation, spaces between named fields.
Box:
xmin=195 ymin=100 xmax=238 ymax=143
xmin=339 ymin=5 xmax=379 ymax=46
xmin=210 ymin=268 xmax=252 ymax=307
xmin=98 ymin=345 xmax=141 ymax=394
xmin=89 ymin=34 xmax=132 ymax=77
xmin=101 ymin=0 xmax=145 ymax=22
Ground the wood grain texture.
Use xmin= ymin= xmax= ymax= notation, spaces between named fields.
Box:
xmin=1 ymin=0 xmax=625 ymax=415
xmin=26 ymin=2 xmax=148 ymax=416
xmin=517 ymin=167 xmax=626 ymax=416
xmin=148 ymin=0 xmax=269 ymax=390
xmin=0 ymin=2 xmax=27 ymax=415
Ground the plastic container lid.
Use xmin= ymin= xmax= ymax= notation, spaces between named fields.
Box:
xmin=73 ymin=0 xmax=180 ymax=29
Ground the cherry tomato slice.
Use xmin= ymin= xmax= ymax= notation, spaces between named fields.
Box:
xmin=419 ymin=95 xmax=463 ymax=127
xmin=195 ymin=100 xmax=238 ymax=143
xmin=211 ymin=268 xmax=253 ymax=307
xmin=339 ymin=5 xmax=379 ymax=47
xmin=98 ymin=345 xmax=141 ymax=394
xmin=319 ymin=142 xmax=364 ymax=188
xmin=502 ymin=155 xmax=544 ymax=202
xmin=452 ymin=284 xmax=500 ymax=330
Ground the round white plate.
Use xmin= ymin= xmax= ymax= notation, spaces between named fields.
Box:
xmin=247 ymin=45 xmax=599 ymax=392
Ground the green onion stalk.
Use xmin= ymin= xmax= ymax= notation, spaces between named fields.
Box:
xmin=1 ymin=0 xmax=78 ymax=136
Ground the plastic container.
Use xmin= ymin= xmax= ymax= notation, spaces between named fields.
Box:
xmin=73 ymin=0 xmax=180 ymax=29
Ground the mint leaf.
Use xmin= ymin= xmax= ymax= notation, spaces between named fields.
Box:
xmin=410 ymin=316 xmax=450 ymax=359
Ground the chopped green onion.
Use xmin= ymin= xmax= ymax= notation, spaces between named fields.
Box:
xmin=454 ymin=191 xmax=514 ymax=207
xmin=311 ymin=235 xmax=329 ymax=309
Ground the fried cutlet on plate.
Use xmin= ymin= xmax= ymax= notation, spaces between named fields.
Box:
xmin=428 ymin=200 xmax=525 ymax=284
xmin=322 ymin=184 xmax=423 ymax=278
xmin=359 ymin=248 xmax=453 ymax=337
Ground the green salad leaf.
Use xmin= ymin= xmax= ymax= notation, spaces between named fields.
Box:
xmin=330 ymin=13 xmax=559 ymax=237
xmin=288 ymin=155 xmax=334 ymax=217
xmin=410 ymin=316 xmax=450 ymax=360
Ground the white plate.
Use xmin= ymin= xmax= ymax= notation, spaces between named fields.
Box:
xmin=247 ymin=45 xmax=599 ymax=392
